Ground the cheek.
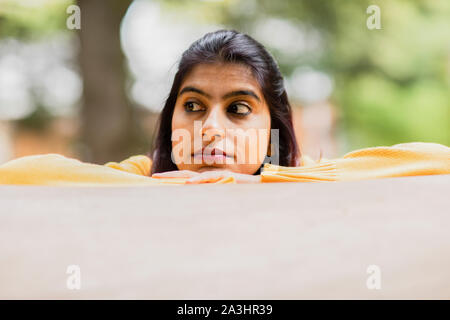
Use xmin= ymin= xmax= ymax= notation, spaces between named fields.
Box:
xmin=172 ymin=107 xmax=195 ymax=137
xmin=171 ymin=106 xmax=184 ymax=132
xmin=171 ymin=107 xmax=195 ymax=167
xmin=228 ymin=114 xmax=271 ymax=165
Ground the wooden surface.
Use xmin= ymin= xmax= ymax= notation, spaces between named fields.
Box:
xmin=0 ymin=175 xmax=449 ymax=299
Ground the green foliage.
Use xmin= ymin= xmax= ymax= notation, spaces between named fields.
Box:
xmin=0 ymin=0 xmax=73 ymax=39
xmin=0 ymin=0 xmax=75 ymax=129
xmin=329 ymin=0 xmax=450 ymax=149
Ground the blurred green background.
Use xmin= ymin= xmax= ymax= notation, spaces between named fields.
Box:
xmin=0 ymin=0 xmax=448 ymax=164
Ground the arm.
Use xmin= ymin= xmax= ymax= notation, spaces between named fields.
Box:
xmin=261 ymin=142 xmax=450 ymax=183
xmin=0 ymin=154 xmax=181 ymax=186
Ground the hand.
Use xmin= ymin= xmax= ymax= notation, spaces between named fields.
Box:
xmin=152 ymin=170 xmax=260 ymax=184
xmin=185 ymin=170 xmax=260 ymax=184
xmin=152 ymin=170 xmax=199 ymax=179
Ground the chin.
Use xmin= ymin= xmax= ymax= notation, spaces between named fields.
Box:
xmin=197 ymin=165 xmax=228 ymax=172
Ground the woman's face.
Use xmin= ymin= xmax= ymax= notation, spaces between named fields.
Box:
xmin=171 ymin=62 xmax=271 ymax=174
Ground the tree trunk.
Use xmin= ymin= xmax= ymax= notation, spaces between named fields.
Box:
xmin=77 ymin=0 xmax=141 ymax=164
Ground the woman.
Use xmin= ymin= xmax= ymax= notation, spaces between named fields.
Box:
xmin=0 ymin=30 xmax=449 ymax=186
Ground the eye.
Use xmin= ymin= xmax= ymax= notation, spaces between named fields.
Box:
xmin=184 ymin=101 xmax=204 ymax=112
xmin=227 ymin=103 xmax=251 ymax=116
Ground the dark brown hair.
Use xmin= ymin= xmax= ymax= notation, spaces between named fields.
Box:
xmin=150 ymin=29 xmax=300 ymax=174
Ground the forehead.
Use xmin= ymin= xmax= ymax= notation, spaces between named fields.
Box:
xmin=179 ymin=62 xmax=261 ymax=96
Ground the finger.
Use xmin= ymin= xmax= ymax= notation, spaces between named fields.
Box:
xmin=186 ymin=172 xmax=227 ymax=184
xmin=152 ymin=170 xmax=198 ymax=178
xmin=233 ymin=173 xmax=260 ymax=184
xmin=153 ymin=170 xmax=197 ymax=178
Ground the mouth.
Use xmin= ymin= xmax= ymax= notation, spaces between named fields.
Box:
xmin=192 ymin=148 xmax=233 ymax=163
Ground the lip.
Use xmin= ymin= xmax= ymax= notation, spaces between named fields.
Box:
xmin=192 ymin=148 xmax=233 ymax=160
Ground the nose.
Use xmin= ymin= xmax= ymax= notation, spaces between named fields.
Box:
xmin=201 ymin=107 xmax=225 ymax=141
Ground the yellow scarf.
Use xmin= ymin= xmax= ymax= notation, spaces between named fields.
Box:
xmin=0 ymin=142 xmax=448 ymax=186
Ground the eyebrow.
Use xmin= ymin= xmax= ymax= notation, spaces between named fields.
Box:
xmin=222 ymin=90 xmax=261 ymax=102
xmin=178 ymin=86 xmax=261 ymax=102
xmin=178 ymin=86 xmax=211 ymax=99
